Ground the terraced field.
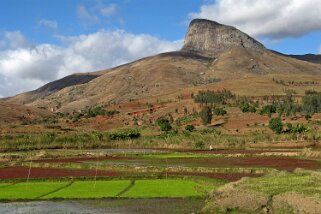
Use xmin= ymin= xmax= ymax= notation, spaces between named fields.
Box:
xmin=0 ymin=148 xmax=320 ymax=213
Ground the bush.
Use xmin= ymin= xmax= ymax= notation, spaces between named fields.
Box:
xmin=109 ymin=129 xmax=141 ymax=140
xmin=156 ymin=118 xmax=172 ymax=132
xmin=185 ymin=124 xmax=195 ymax=132
xmin=200 ymin=106 xmax=213 ymax=125
xmin=269 ymin=117 xmax=283 ymax=134
xmin=195 ymin=141 xmax=205 ymax=150
xmin=286 ymin=123 xmax=309 ymax=134
xmin=213 ymin=108 xmax=227 ymax=116
xmin=302 ymin=92 xmax=321 ymax=114
xmin=260 ymin=105 xmax=277 ymax=116
xmin=85 ymin=106 xmax=120 ymax=118
xmin=305 ymin=114 xmax=311 ymax=120
xmin=239 ymin=101 xmax=256 ymax=113
xmin=194 ymin=89 xmax=234 ymax=105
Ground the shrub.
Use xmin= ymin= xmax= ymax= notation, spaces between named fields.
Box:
xmin=302 ymin=92 xmax=321 ymax=114
xmin=260 ymin=105 xmax=277 ymax=116
xmin=239 ymin=101 xmax=256 ymax=113
xmin=156 ymin=118 xmax=172 ymax=132
xmin=185 ymin=124 xmax=195 ymax=132
xmin=195 ymin=141 xmax=205 ymax=150
xmin=200 ymin=106 xmax=213 ymax=125
xmin=286 ymin=123 xmax=309 ymax=134
xmin=109 ymin=129 xmax=141 ymax=140
xmin=85 ymin=106 xmax=120 ymax=118
xmin=213 ymin=108 xmax=227 ymax=116
xmin=269 ymin=117 xmax=283 ymax=134
xmin=194 ymin=89 xmax=234 ymax=105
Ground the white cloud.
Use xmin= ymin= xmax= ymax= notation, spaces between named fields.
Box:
xmin=38 ymin=19 xmax=58 ymax=30
xmin=0 ymin=30 xmax=181 ymax=97
xmin=190 ymin=0 xmax=321 ymax=39
xmin=77 ymin=5 xmax=99 ymax=23
xmin=100 ymin=4 xmax=117 ymax=17
xmin=2 ymin=31 xmax=30 ymax=49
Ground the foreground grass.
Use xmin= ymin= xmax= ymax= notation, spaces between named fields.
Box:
xmin=242 ymin=171 xmax=321 ymax=197
xmin=203 ymin=170 xmax=321 ymax=214
xmin=0 ymin=179 xmax=218 ymax=201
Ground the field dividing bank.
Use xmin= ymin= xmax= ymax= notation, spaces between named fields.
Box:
xmin=0 ymin=179 xmax=221 ymax=201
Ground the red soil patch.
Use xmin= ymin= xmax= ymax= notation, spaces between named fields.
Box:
xmin=166 ymin=172 xmax=263 ymax=182
xmin=0 ymin=166 xmax=120 ymax=179
xmin=33 ymin=156 xmax=128 ymax=163
xmin=170 ymin=157 xmax=321 ymax=171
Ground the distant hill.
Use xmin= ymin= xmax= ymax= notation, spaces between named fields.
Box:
xmin=288 ymin=54 xmax=321 ymax=65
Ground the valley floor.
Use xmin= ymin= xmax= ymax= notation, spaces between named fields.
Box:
xmin=0 ymin=148 xmax=320 ymax=213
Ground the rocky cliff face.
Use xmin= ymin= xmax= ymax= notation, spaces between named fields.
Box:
xmin=182 ymin=19 xmax=266 ymax=58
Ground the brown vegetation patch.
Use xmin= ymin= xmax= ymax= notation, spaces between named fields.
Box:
xmin=250 ymin=141 xmax=321 ymax=149
xmin=204 ymin=188 xmax=269 ymax=213
xmin=0 ymin=166 xmax=120 ymax=179
xmin=272 ymin=192 xmax=321 ymax=214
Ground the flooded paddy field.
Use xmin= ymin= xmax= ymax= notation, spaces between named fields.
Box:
xmin=0 ymin=198 xmax=205 ymax=214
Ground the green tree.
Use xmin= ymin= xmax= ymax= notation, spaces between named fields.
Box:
xmin=200 ymin=106 xmax=213 ymax=125
xmin=269 ymin=117 xmax=283 ymax=134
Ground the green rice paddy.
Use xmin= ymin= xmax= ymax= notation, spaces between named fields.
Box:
xmin=0 ymin=179 xmax=218 ymax=201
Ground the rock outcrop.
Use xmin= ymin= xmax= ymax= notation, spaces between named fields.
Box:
xmin=182 ymin=19 xmax=265 ymax=58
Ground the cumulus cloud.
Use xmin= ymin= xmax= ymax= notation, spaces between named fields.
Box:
xmin=0 ymin=30 xmax=181 ymax=97
xmin=1 ymin=31 xmax=30 ymax=49
xmin=77 ymin=5 xmax=99 ymax=23
xmin=190 ymin=0 xmax=321 ymax=39
xmin=100 ymin=4 xmax=117 ymax=17
xmin=38 ymin=19 xmax=58 ymax=30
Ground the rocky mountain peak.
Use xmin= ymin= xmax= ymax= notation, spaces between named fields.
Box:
xmin=181 ymin=19 xmax=266 ymax=58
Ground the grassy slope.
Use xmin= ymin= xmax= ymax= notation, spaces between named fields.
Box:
xmin=203 ymin=171 xmax=321 ymax=214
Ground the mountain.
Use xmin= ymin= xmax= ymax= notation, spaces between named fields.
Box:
xmin=6 ymin=19 xmax=321 ymax=113
xmin=287 ymin=54 xmax=321 ymax=65
xmin=181 ymin=19 xmax=265 ymax=57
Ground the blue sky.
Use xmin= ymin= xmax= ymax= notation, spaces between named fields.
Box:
xmin=0 ymin=0 xmax=320 ymax=97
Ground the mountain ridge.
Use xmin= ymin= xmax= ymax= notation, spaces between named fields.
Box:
xmin=5 ymin=19 xmax=321 ymax=113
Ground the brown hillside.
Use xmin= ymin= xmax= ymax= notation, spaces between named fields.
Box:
xmin=0 ymin=101 xmax=50 ymax=124
xmin=5 ymin=19 xmax=321 ymax=113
